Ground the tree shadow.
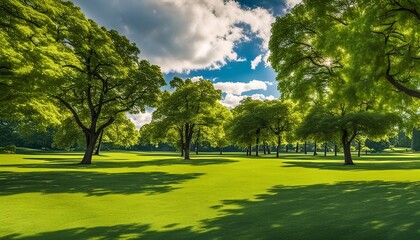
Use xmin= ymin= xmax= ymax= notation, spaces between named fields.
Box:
xmin=1 ymin=157 xmax=237 ymax=169
xmin=6 ymin=181 xmax=419 ymax=239
xmin=0 ymin=171 xmax=203 ymax=196
xmin=283 ymin=160 xmax=420 ymax=170
xmin=196 ymin=181 xmax=420 ymax=239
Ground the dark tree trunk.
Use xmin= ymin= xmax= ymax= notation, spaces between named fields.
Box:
xmin=195 ymin=129 xmax=200 ymax=155
xmin=296 ymin=143 xmax=299 ymax=153
xmin=246 ymin=147 xmax=249 ymax=156
xmin=184 ymin=145 xmax=190 ymax=160
xmin=313 ymin=141 xmax=318 ymax=156
xmin=304 ymin=141 xmax=307 ymax=154
xmin=276 ymin=134 xmax=281 ymax=158
xmin=358 ymin=141 xmax=361 ymax=157
xmin=324 ymin=142 xmax=327 ymax=157
xmin=286 ymin=145 xmax=289 ymax=153
xmin=334 ymin=144 xmax=337 ymax=156
xmin=249 ymin=145 xmax=252 ymax=156
xmin=256 ymin=129 xmax=260 ymax=156
xmin=268 ymin=145 xmax=271 ymax=154
xmin=81 ymin=131 xmax=98 ymax=164
xmin=94 ymin=130 xmax=104 ymax=155
xmin=341 ymin=130 xmax=354 ymax=165
xmin=220 ymin=147 xmax=223 ymax=155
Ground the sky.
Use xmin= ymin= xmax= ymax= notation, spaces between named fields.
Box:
xmin=71 ymin=0 xmax=302 ymax=128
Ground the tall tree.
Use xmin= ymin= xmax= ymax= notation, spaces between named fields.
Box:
xmin=270 ymin=0 xmax=419 ymax=102
xmin=297 ymin=105 xmax=400 ymax=164
xmin=151 ymin=77 xmax=224 ymax=160
xmin=260 ymin=100 xmax=300 ymax=157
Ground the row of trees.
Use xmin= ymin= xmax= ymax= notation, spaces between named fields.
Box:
xmin=1 ymin=0 xmax=418 ymax=166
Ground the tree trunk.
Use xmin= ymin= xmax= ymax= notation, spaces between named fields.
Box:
xmin=341 ymin=131 xmax=354 ymax=165
xmin=296 ymin=143 xmax=299 ymax=153
xmin=304 ymin=141 xmax=307 ymax=154
xmin=195 ymin=129 xmax=200 ymax=155
xmin=276 ymin=134 xmax=281 ymax=158
xmin=268 ymin=145 xmax=271 ymax=154
xmin=220 ymin=147 xmax=223 ymax=155
xmin=263 ymin=143 xmax=267 ymax=155
xmin=313 ymin=141 xmax=318 ymax=156
xmin=94 ymin=130 xmax=104 ymax=155
xmin=256 ymin=129 xmax=260 ymax=156
xmin=249 ymin=145 xmax=252 ymax=156
xmin=184 ymin=145 xmax=190 ymax=160
xmin=80 ymin=131 xmax=98 ymax=164
xmin=334 ymin=144 xmax=337 ymax=156
xmin=358 ymin=141 xmax=361 ymax=157
xmin=324 ymin=142 xmax=327 ymax=157
xmin=286 ymin=145 xmax=289 ymax=153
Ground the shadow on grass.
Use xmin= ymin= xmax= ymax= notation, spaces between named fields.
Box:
xmin=5 ymin=181 xmax=420 ymax=240
xmin=0 ymin=171 xmax=203 ymax=196
xmin=283 ymin=160 xmax=420 ymax=170
xmin=1 ymin=157 xmax=237 ymax=169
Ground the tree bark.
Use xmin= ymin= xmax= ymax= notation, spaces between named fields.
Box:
xmin=334 ymin=144 xmax=337 ymax=156
xmin=256 ymin=129 xmax=260 ymax=156
xmin=268 ymin=145 xmax=271 ymax=154
xmin=341 ymin=130 xmax=354 ymax=165
xmin=313 ymin=141 xmax=318 ymax=156
xmin=358 ymin=141 xmax=361 ymax=157
xmin=304 ymin=141 xmax=307 ymax=154
xmin=286 ymin=145 xmax=289 ymax=153
xmin=276 ymin=134 xmax=281 ymax=158
xmin=296 ymin=143 xmax=299 ymax=153
xmin=324 ymin=142 xmax=327 ymax=157
xmin=263 ymin=142 xmax=267 ymax=155
xmin=220 ymin=147 xmax=223 ymax=155
xmin=80 ymin=131 xmax=98 ymax=164
xmin=94 ymin=130 xmax=104 ymax=155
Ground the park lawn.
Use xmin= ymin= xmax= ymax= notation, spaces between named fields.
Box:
xmin=0 ymin=150 xmax=419 ymax=239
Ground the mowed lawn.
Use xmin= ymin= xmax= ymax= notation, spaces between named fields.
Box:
xmin=1 ymin=150 xmax=419 ymax=239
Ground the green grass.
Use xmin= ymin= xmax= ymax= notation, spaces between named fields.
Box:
xmin=1 ymin=150 xmax=419 ymax=239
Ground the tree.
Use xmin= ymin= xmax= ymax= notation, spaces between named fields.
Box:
xmin=260 ymin=100 xmax=300 ymax=157
xmin=151 ymin=77 xmax=224 ymax=160
xmin=270 ymin=0 xmax=419 ymax=102
xmin=412 ymin=129 xmax=420 ymax=151
xmin=1 ymin=1 xmax=165 ymax=164
xmin=297 ymin=105 xmax=400 ymax=165
xmin=230 ymin=98 xmax=267 ymax=156
xmin=207 ymin=106 xmax=233 ymax=155
xmin=50 ymin=5 xmax=164 ymax=164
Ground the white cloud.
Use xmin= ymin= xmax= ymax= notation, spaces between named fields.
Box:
xmin=251 ymin=55 xmax=262 ymax=70
xmin=126 ymin=110 xmax=153 ymax=129
xmin=285 ymin=0 xmax=302 ymax=11
xmin=190 ymin=76 xmax=203 ymax=82
xmin=72 ymin=0 xmax=275 ymax=73
xmin=251 ymin=94 xmax=276 ymax=101
xmin=214 ymin=80 xmax=268 ymax=95
xmin=221 ymin=93 xmax=245 ymax=109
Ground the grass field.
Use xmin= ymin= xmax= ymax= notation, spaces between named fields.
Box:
xmin=1 ymin=150 xmax=419 ymax=239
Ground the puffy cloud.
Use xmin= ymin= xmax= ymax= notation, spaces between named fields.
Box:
xmin=126 ymin=111 xmax=153 ymax=129
xmin=284 ymin=0 xmax=302 ymax=11
xmin=190 ymin=76 xmax=204 ymax=82
xmin=220 ymin=93 xmax=277 ymax=109
xmin=221 ymin=93 xmax=245 ymax=109
xmin=213 ymin=80 xmax=268 ymax=95
xmin=72 ymin=0 xmax=274 ymax=73
xmin=251 ymin=55 xmax=262 ymax=70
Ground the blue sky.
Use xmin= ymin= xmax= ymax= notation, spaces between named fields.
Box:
xmin=71 ymin=0 xmax=301 ymax=127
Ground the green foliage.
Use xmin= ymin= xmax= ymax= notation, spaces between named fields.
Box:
xmin=269 ymin=0 xmax=419 ymax=106
xmin=412 ymin=129 xmax=420 ymax=151
xmin=151 ymin=77 xmax=225 ymax=158
xmin=1 ymin=0 xmax=165 ymax=163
